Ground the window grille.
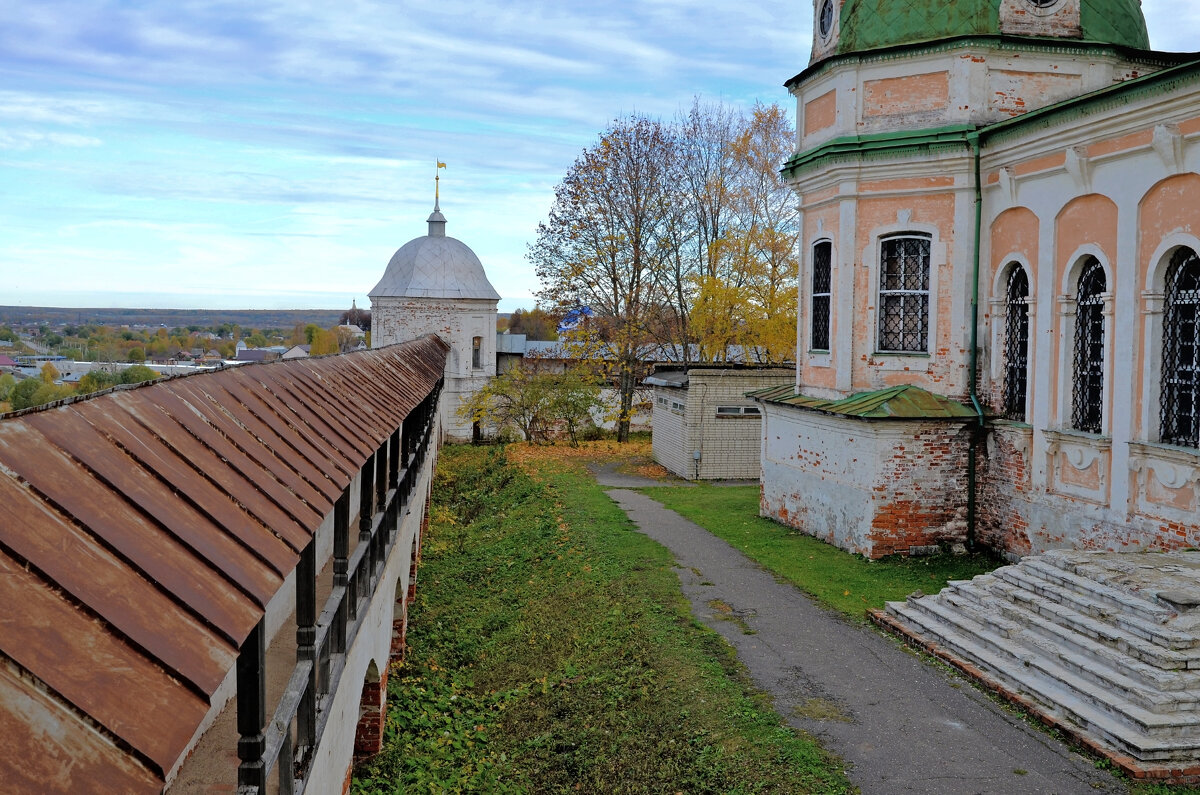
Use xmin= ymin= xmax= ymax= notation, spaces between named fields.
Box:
xmin=1160 ymin=247 xmax=1200 ymax=448
xmin=811 ymin=241 xmax=832 ymax=351
xmin=1003 ymin=266 xmax=1030 ymax=421
xmin=471 ymin=336 xmax=482 ymax=369
xmin=1071 ymin=258 xmax=1106 ymax=433
xmin=878 ymin=235 xmax=931 ymax=352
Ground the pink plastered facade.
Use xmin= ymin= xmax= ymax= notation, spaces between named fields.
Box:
xmin=762 ymin=4 xmax=1200 ymax=558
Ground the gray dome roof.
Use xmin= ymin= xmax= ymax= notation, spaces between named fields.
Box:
xmin=369 ymin=204 xmax=500 ymax=301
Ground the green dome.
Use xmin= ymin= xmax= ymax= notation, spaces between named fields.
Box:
xmin=836 ymin=0 xmax=1150 ymax=54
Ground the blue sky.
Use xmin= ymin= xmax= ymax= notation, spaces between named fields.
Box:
xmin=1 ymin=1 xmax=1196 ymax=312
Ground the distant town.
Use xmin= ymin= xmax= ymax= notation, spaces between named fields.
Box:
xmin=0 ymin=304 xmax=552 ymax=414
xmin=0 ymin=304 xmax=367 ymax=413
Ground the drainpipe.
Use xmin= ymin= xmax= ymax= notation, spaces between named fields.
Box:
xmin=966 ymin=131 xmax=987 ymax=551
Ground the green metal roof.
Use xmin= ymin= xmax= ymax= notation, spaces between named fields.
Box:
xmin=748 ymin=384 xmax=976 ymax=421
xmin=835 ymin=0 xmax=1149 ymax=56
xmin=781 ymin=125 xmax=973 ymax=179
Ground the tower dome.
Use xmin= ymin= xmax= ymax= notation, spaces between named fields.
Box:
xmin=369 ymin=201 xmax=500 ymax=301
xmin=812 ymin=0 xmax=1150 ymax=65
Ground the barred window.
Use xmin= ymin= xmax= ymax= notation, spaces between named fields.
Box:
xmin=878 ymin=235 xmax=931 ymax=352
xmin=1160 ymin=247 xmax=1200 ymax=448
xmin=811 ymin=241 xmax=832 ymax=351
xmin=1003 ymin=265 xmax=1030 ymax=421
xmin=1071 ymin=258 xmax=1106 ymax=433
xmin=472 ymin=336 xmax=482 ymax=369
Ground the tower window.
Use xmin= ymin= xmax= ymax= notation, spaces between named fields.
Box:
xmin=1071 ymin=258 xmax=1106 ymax=433
xmin=818 ymin=0 xmax=835 ymax=39
xmin=811 ymin=240 xmax=832 ymax=351
xmin=877 ymin=234 xmax=930 ymax=353
xmin=472 ymin=336 xmax=482 ymax=369
xmin=1002 ymin=265 xmax=1030 ymax=421
xmin=1160 ymin=247 xmax=1200 ymax=448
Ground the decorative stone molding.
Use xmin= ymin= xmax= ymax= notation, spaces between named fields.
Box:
xmin=1045 ymin=428 xmax=1111 ymax=504
xmin=1153 ymin=123 xmax=1185 ymax=175
xmin=998 ymin=166 xmax=1017 ymax=206
xmin=1129 ymin=441 xmax=1200 ymax=521
xmin=1065 ymin=146 xmax=1092 ymax=193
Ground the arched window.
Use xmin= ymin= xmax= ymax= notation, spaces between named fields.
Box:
xmin=1071 ymin=258 xmax=1106 ymax=433
xmin=811 ymin=241 xmax=832 ymax=351
xmin=877 ymin=234 xmax=931 ymax=353
xmin=471 ymin=336 xmax=482 ymax=369
xmin=1002 ymin=265 xmax=1030 ymax=421
xmin=1160 ymin=247 xmax=1200 ymax=448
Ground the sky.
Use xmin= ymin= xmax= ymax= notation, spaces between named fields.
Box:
xmin=2 ymin=1 xmax=1198 ymax=313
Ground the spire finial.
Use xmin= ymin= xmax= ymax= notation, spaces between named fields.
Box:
xmin=428 ymin=160 xmax=449 ymax=237
xmin=435 ymin=159 xmax=446 ymax=212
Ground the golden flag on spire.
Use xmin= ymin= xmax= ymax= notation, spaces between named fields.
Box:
xmin=437 ymin=160 xmax=447 ymax=169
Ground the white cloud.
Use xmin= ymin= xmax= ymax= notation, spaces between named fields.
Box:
xmin=0 ymin=131 xmax=102 ymax=150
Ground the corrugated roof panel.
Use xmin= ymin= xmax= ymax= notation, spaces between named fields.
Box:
xmin=0 ymin=423 xmax=265 ymax=638
xmin=0 ymin=468 xmax=235 ymax=698
xmin=171 ymin=377 xmax=328 ymax=522
xmin=276 ymin=371 xmax=375 ymax=459
xmin=0 ymin=547 xmax=209 ymax=777
xmin=0 ymin=335 xmax=451 ymax=790
xmin=749 ymin=383 xmax=975 ymax=420
xmin=19 ymin=411 xmax=284 ymax=608
xmin=73 ymin=398 xmax=297 ymax=578
xmin=225 ymin=370 xmax=345 ymax=502
xmin=141 ymin=384 xmax=318 ymax=548
xmin=128 ymin=386 xmax=313 ymax=556
xmin=250 ymin=368 xmax=358 ymax=479
xmin=199 ymin=377 xmax=332 ymax=512
xmin=0 ymin=664 xmax=161 ymax=794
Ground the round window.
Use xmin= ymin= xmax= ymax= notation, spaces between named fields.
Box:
xmin=818 ymin=0 xmax=835 ymax=39
xmin=1024 ymin=0 xmax=1060 ymax=7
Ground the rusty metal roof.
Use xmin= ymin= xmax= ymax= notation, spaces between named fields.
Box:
xmin=748 ymin=383 xmax=975 ymax=420
xmin=0 ymin=335 xmax=448 ymax=791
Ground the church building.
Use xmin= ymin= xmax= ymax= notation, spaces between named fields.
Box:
xmin=370 ymin=196 xmax=499 ymax=441
xmin=758 ymin=0 xmax=1200 ymax=559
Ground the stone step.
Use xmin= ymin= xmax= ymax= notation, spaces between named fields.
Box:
xmin=901 ymin=595 xmax=1200 ymax=721
xmin=994 ymin=565 xmax=1200 ymax=653
xmin=987 ymin=591 xmax=1197 ymax=695
xmin=977 ymin=577 xmax=1200 ymax=674
xmin=887 ymin=600 xmax=1200 ymax=762
xmin=936 ymin=589 xmax=1197 ymax=711
xmin=1021 ymin=557 xmax=1176 ymax=626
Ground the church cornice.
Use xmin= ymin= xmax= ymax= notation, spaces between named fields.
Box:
xmin=782 ymin=125 xmax=975 ymax=180
xmin=787 ymin=35 xmax=1189 ymax=92
xmin=783 ymin=56 xmax=1200 ymax=181
xmin=977 ymin=57 xmax=1200 ymax=148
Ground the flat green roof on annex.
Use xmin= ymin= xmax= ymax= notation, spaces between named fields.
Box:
xmin=836 ymin=0 xmax=1150 ymax=54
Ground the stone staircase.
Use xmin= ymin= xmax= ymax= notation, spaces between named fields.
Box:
xmin=875 ymin=549 xmax=1200 ymax=780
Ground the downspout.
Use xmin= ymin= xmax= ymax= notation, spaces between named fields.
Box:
xmin=966 ymin=131 xmax=987 ymax=551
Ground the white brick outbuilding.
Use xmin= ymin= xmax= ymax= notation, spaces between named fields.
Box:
xmin=647 ymin=368 xmax=792 ymax=480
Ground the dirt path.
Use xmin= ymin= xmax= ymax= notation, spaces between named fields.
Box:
xmin=606 ymin=488 xmax=1125 ymax=795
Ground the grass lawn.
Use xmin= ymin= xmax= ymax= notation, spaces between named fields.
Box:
xmin=353 ymin=444 xmax=853 ymax=794
xmin=638 ymin=483 xmax=1002 ymax=621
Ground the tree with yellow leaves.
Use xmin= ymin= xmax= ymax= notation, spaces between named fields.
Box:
xmin=531 ymin=116 xmax=683 ymax=442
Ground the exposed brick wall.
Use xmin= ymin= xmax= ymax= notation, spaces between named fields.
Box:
xmin=353 ymin=665 xmax=388 ymax=763
xmin=976 ymin=424 xmax=1034 ymax=556
xmin=865 ymin=423 xmax=971 ymax=557
xmin=761 ymin=404 xmax=971 ymax=558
